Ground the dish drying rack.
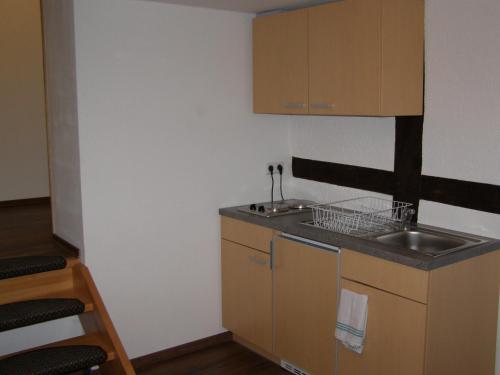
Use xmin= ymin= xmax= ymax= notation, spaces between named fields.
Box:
xmin=309 ymin=197 xmax=414 ymax=237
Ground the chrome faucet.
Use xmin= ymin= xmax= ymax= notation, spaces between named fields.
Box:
xmin=402 ymin=209 xmax=416 ymax=230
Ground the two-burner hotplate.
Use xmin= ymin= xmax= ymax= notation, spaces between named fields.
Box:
xmin=238 ymin=199 xmax=315 ymax=218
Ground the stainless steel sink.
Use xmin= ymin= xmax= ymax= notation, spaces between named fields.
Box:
xmin=372 ymin=228 xmax=487 ymax=257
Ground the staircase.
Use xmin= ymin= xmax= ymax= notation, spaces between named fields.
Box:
xmin=0 ymin=255 xmax=136 ymax=374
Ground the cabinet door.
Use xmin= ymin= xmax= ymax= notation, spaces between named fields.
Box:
xmin=221 ymin=240 xmax=272 ymax=353
xmin=274 ymin=237 xmax=338 ymax=375
xmin=380 ymin=0 xmax=424 ymax=115
xmin=309 ymin=0 xmax=381 ymax=115
xmin=339 ymin=279 xmax=426 ymax=375
xmin=253 ymin=9 xmax=308 ymax=114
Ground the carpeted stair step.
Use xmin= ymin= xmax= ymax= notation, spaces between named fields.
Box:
xmin=0 ymin=298 xmax=85 ymax=332
xmin=0 ymin=345 xmax=107 ymax=375
xmin=0 ymin=256 xmax=67 ymax=280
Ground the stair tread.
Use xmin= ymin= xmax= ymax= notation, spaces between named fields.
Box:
xmin=0 ymin=256 xmax=67 ymax=280
xmin=0 ymin=298 xmax=85 ymax=332
xmin=0 ymin=333 xmax=116 ymax=362
xmin=0 ymin=345 xmax=107 ymax=375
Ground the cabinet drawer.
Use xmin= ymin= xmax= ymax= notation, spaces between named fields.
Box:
xmin=220 ymin=216 xmax=273 ymax=253
xmin=341 ymin=249 xmax=429 ymax=304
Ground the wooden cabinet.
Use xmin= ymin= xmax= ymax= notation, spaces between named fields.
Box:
xmin=338 ymin=279 xmax=427 ymax=375
xmin=220 ymin=217 xmax=500 ymax=375
xmin=341 ymin=248 xmax=429 ymax=303
xmin=424 ymin=250 xmax=500 ymax=375
xmin=309 ymin=0 xmax=381 ymax=115
xmin=273 ymin=236 xmax=338 ymax=375
xmin=220 ymin=218 xmax=339 ymax=374
xmin=221 ymin=239 xmax=273 ymax=353
xmin=253 ymin=0 xmax=424 ymax=116
xmin=341 ymin=248 xmax=500 ymax=375
xmin=253 ymin=8 xmax=308 ymax=114
xmin=221 ymin=216 xmax=273 ymax=254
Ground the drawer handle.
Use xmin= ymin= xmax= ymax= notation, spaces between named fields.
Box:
xmin=311 ymin=102 xmax=336 ymax=109
xmin=248 ymin=255 xmax=267 ymax=266
xmin=282 ymin=101 xmax=306 ymax=109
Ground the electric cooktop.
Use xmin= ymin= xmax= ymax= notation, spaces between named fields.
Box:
xmin=238 ymin=199 xmax=316 ymax=218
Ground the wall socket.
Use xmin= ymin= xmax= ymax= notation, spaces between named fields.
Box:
xmin=266 ymin=162 xmax=285 ymax=175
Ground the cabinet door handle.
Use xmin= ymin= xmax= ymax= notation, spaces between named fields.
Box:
xmin=248 ymin=255 xmax=267 ymax=266
xmin=270 ymin=240 xmax=274 ymax=271
xmin=282 ymin=101 xmax=306 ymax=109
xmin=311 ymin=102 xmax=336 ymax=109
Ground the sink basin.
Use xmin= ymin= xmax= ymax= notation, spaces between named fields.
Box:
xmin=373 ymin=228 xmax=487 ymax=257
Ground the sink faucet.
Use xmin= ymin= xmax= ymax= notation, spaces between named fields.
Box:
xmin=402 ymin=209 xmax=416 ymax=230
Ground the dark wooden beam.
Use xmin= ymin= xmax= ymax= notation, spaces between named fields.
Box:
xmin=291 ymin=155 xmax=499 ymax=216
xmin=292 ymin=157 xmax=395 ymax=196
xmin=393 ymin=116 xmax=424 ymax=219
xmin=421 ymin=176 xmax=500 ymax=215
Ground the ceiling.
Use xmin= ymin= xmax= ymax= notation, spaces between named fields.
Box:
xmin=144 ymin=0 xmax=334 ymax=14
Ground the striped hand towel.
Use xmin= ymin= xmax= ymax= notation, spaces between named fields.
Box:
xmin=335 ymin=288 xmax=368 ymax=354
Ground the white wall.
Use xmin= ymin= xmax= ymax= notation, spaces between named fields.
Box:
xmin=423 ymin=0 xmax=500 ymax=185
xmin=418 ymin=0 xmax=500 ymax=238
xmin=0 ymin=0 xmax=50 ymax=201
xmin=288 ymin=0 xmax=500 ymax=238
xmin=73 ymin=0 xmax=289 ymax=358
xmin=0 ymin=317 xmax=84 ymax=356
xmin=43 ymin=0 xmax=85 ymax=250
xmin=288 ymin=115 xmax=395 ymax=203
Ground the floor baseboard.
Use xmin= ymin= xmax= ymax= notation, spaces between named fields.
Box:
xmin=131 ymin=331 xmax=233 ymax=371
xmin=52 ymin=234 xmax=80 ymax=258
xmin=0 ymin=197 xmax=50 ymax=208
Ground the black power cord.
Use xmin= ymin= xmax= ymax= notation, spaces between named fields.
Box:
xmin=277 ymin=164 xmax=285 ymax=201
xmin=268 ymin=165 xmax=274 ymax=205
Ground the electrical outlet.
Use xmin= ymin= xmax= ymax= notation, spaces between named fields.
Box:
xmin=276 ymin=163 xmax=284 ymax=174
xmin=266 ymin=163 xmax=276 ymax=175
xmin=266 ymin=161 xmax=285 ymax=175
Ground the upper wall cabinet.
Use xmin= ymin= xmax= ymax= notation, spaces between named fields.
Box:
xmin=253 ymin=0 xmax=424 ymax=116
xmin=253 ymin=9 xmax=309 ymax=114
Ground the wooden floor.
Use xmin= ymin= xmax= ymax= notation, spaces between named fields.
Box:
xmin=0 ymin=201 xmax=77 ymax=260
xmin=134 ymin=341 xmax=289 ymax=375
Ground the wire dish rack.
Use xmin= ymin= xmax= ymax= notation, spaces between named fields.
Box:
xmin=309 ymin=197 xmax=414 ymax=237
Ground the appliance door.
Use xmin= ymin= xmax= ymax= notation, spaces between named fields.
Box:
xmin=273 ymin=233 xmax=340 ymax=375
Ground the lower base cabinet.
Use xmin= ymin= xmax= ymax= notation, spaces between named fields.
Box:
xmin=338 ymin=279 xmax=427 ymax=375
xmin=220 ymin=217 xmax=500 ymax=375
xmin=274 ymin=236 xmax=338 ymax=375
xmin=341 ymin=249 xmax=500 ymax=375
xmin=221 ymin=239 xmax=272 ymax=353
